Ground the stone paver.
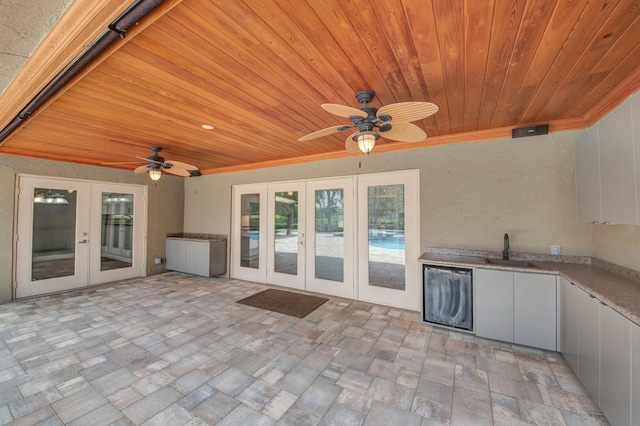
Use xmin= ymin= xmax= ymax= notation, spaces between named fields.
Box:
xmin=0 ymin=273 xmax=607 ymax=425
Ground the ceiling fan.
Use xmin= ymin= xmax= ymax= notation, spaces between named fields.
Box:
xmin=298 ymin=89 xmax=438 ymax=154
xmin=105 ymin=146 xmax=198 ymax=181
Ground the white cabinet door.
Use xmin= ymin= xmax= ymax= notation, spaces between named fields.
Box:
xmin=560 ymin=278 xmax=579 ymax=373
xmin=577 ymin=290 xmax=601 ymax=404
xmin=514 ymin=273 xmax=556 ymax=351
xmin=475 ymin=269 xmax=513 ymax=342
xmin=632 ymin=322 xmax=640 ymax=423
xmin=600 ymin=304 xmax=631 ymax=426
xmin=575 ymin=128 xmax=602 ymax=223
xmin=186 ymin=241 xmax=210 ymax=277
xmin=599 ymin=101 xmax=637 ymax=225
xmin=166 ymin=239 xmax=186 ymax=272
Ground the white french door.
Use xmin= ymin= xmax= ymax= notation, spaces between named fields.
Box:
xmin=266 ymin=182 xmax=306 ymax=290
xmin=356 ymin=170 xmax=420 ymax=309
xmin=305 ymin=178 xmax=354 ymax=299
xmin=230 ymin=171 xmax=419 ymax=310
xmin=16 ymin=176 xmax=146 ymax=298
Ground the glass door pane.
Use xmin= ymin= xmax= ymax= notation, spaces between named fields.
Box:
xmin=231 ymin=184 xmax=267 ymax=282
xmin=100 ymin=193 xmax=134 ymax=271
xmin=306 ymin=178 xmax=354 ymax=299
xmin=240 ymin=193 xmax=260 ymax=269
xmin=31 ymin=188 xmax=78 ymax=281
xmin=274 ymin=191 xmax=299 ymax=275
xmin=314 ymin=188 xmax=344 ymax=282
xmin=367 ymin=184 xmax=405 ymax=290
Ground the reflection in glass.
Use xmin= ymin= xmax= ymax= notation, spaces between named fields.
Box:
xmin=100 ymin=193 xmax=134 ymax=271
xmin=31 ymin=188 xmax=77 ymax=280
xmin=368 ymin=184 xmax=405 ymax=290
xmin=315 ymin=189 xmax=344 ymax=282
xmin=241 ymin=193 xmax=260 ymax=268
xmin=274 ymin=191 xmax=298 ymax=275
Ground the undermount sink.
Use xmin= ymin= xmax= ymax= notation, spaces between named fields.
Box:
xmin=484 ymin=258 xmax=537 ymax=268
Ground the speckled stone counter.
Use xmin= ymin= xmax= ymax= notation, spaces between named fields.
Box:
xmin=420 ymin=247 xmax=640 ymax=326
xmin=166 ymin=233 xmax=227 ymax=242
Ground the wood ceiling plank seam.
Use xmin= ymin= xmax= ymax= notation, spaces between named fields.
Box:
xmin=488 ymin=0 xmax=557 ymax=129
xmin=519 ymin=0 xmax=623 ymax=124
xmin=179 ymin=0 xmax=356 ymax=135
xmin=538 ymin=0 xmax=639 ymax=119
xmin=338 ymin=0 xmax=412 ymax=104
xmin=273 ymin=0 xmax=371 ymax=99
xmin=0 ymin=0 xmax=130 ymax=126
xmin=401 ymin=0 xmax=451 ymax=135
xmin=183 ymin=0 xmax=352 ymax=113
xmin=369 ymin=0 xmax=438 ymax=136
xmin=462 ymin=0 xmax=495 ymax=132
xmin=106 ymin=47 xmax=299 ymax=144
xmin=432 ymin=0 xmax=467 ymax=133
xmin=571 ymin=43 xmax=640 ymax=122
xmin=303 ymin=1 xmax=399 ymax=108
xmin=238 ymin=0 xmax=358 ymax=106
xmin=145 ymin=18 xmax=335 ymax=136
xmin=0 ymin=0 xmax=187 ymax=147
xmin=475 ymin=0 xmax=527 ymax=130
xmin=505 ymin=0 xmax=588 ymax=125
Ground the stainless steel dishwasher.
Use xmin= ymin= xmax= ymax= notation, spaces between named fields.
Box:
xmin=422 ymin=264 xmax=473 ymax=331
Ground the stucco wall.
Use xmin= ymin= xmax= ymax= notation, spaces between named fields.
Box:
xmin=0 ymin=154 xmax=184 ymax=303
xmin=185 ymin=130 xmax=592 ymax=265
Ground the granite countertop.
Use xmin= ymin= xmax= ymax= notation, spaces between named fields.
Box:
xmin=420 ymin=248 xmax=640 ymax=327
xmin=166 ymin=233 xmax=227 ymax=242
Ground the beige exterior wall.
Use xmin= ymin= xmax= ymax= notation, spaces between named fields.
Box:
xmin=0 ymin=154 xmax=184 ymax=304
xmin=185 ymin=130 xmax=593 ymax=264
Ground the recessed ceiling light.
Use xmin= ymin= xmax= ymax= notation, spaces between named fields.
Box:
xmin=201 ymin=124 xmax=214 ymax=130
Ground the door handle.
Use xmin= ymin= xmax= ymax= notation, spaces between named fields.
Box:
xmin=78 ymin=240 xmax=88 ymax=244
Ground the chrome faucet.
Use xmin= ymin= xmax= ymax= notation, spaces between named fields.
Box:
xmin=503 ymin=233 xmax=509 ymax=260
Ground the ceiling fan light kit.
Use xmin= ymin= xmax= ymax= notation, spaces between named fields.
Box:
xmin=299 ymin=89 xmax=439 ymax=155
xmin=107 ymin=146 xmax=199 ymax=181
xmin=148 ymin=169 xmax=163 ymax=181
xmin=355 ymin=131 xmax=378 ymax=154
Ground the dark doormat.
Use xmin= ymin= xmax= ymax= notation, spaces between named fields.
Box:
xmin=236 ymin=288 xmax=329 ymax=318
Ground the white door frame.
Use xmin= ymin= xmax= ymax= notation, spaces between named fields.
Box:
xmin=266 ymin=182 xmax=306 ymax=290
xmin=15 ymin=175 xmax=147 ymax=298
xmin=356 ymin=170 xmax=420 ymax=310
xmin=229 ymin=170 xmax=420 ymax=310
xmin=230 ymin=184 xmax=268 ymax=282
xmin=305 ymin=177 xmax=355 ymax=300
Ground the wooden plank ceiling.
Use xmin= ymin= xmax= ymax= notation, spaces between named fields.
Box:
xmin=1 ymin=0 xmax=639 ymax=175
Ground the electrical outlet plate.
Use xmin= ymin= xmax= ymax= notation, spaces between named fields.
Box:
xmin=551 ymin=245 xmax=561 ymax=256
xmin=154 ymin=257 xmax=162 ymax=264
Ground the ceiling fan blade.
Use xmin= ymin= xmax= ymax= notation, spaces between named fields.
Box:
xmin=134 ymin=165 xmax=150 ymax=174
xmin=379 ymin=122 xmax=427 ymax=142
xmin=298 ymin=125 xmax=345 ymax=141
xmin=377 ymin=102 xmax=438 ymax=123
xmin=321 ymin=104 xmax=367 ymax=118
xmin=163 ymin=167 xmax=190 ymax=177
xmin=164 ymin=160 xmax=197 ymax=170
xmin=135 ymin=156 xmax=164 ymax=166
xmin=345 ymin=133 xmax=361 ymax=154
